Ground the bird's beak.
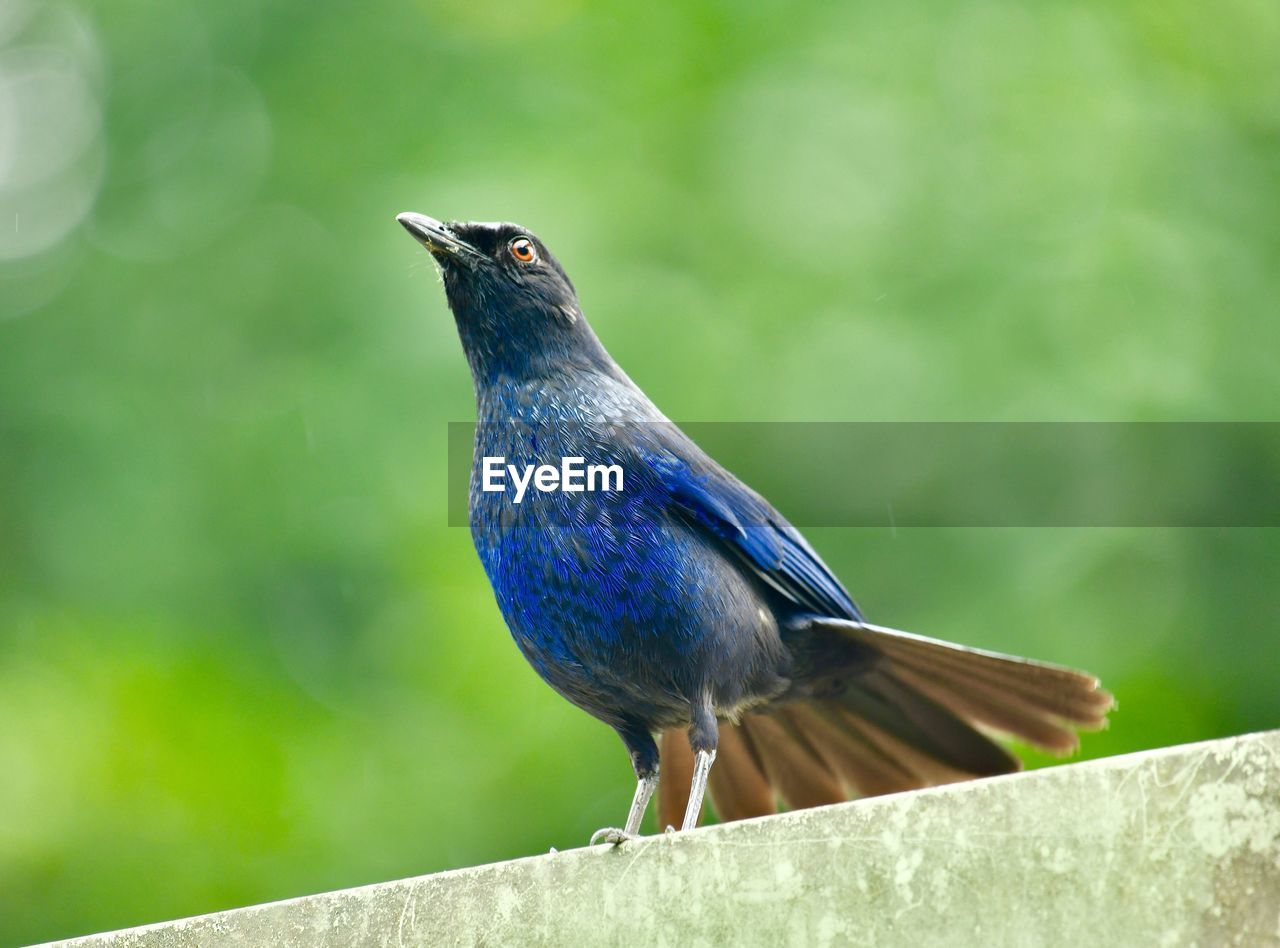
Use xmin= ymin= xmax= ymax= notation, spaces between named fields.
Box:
xmin=396 ymin=212 xmax=482 ymax=264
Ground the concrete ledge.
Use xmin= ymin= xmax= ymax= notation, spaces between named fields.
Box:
xmin=43 ymin=731 xmax=1280 ymax=947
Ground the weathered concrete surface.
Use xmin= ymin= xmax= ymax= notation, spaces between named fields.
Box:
xmin=40 ymin=731 xmax=1280 ymax=948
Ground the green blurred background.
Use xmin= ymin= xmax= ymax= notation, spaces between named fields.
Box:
xmin=1 ymin=0 xmax=1277 ymax=942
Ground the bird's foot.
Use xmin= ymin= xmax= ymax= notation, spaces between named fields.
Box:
xmin=590 ymin=827 xmax=639 ymax=846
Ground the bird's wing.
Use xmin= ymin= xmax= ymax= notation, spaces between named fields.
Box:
xmin=640 ymin=434 xmax=862 ymax=622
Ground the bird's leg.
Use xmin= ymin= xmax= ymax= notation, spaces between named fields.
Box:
xmin=591 ymin=722 xmax=659 ymax=846
xmin=625 ymin=773 xmax=659 ymax=833
xmin=681 ymin=748 xmax=717 ymax=830
xmin=591 ymin=773 xmax=658 ymax=846
xmin=679 ymin=699 xmax=720 ymax=831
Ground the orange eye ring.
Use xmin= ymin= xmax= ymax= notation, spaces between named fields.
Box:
xmin=509 ymin=237 xmax=537 ymax=264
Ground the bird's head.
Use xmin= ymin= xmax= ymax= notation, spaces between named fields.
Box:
xmin=397 ymin=212 xmax=611 ymax=385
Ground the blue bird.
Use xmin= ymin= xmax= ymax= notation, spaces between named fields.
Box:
xmin=397 ymin=212 xmax=1113 ymax=843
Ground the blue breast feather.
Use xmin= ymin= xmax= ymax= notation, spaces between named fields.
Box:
xmin=469 ymin=377 xmax=858 ymax=649
xmin=464 ymin=374 xmax=860 ymax=723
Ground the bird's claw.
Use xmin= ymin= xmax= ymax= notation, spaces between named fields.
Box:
xmin=590 ymin=827 xmax=638 ymax=846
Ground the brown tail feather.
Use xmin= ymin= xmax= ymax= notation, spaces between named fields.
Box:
xmin=657 ymin=727 xmax=695 ymax=830
xmin=840 ymin=666 xmax=1021 ymax=775
xmin=782 ymin=703 xmax=926 ymax=796
xmin=885 ymin=643 xmax=1112 ymax=726
xmin=739 ymin=714 xmax=845 ymax=810
xmin=846 ymin=622 xmax=1113 ymax=724
xmin=835 ymin=707 xmax=983 ymax=787
xmin=892 ymin=663 xmax=1080 ymax=753
xmin=706 ymin=721 xmax=776 ymax=821
xmin=656 ymin=621 xmax=1113 ymax=828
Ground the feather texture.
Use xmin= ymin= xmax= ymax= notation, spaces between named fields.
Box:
xmin=661 ymin=619 xmax=1114 ymax=824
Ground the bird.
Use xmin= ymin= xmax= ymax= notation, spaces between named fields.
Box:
xmin=396 ymin=211 xmax=1114 ymax=844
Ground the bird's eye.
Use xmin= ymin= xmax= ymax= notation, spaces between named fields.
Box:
xmin=509 ymin=237 xmax=537 ymax=264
